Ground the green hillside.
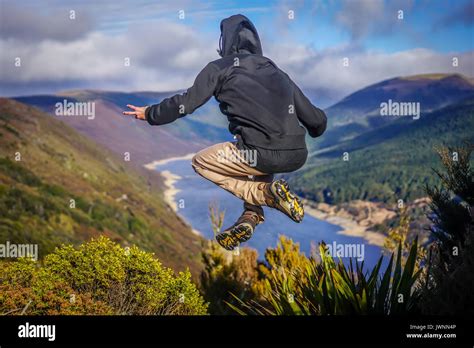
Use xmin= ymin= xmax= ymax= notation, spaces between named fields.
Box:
xmin=0 ymin=98 xmax=203 ymax=275
xmin=289 ymin=98 xmax=474 ymax=204
xmin=310 ymin=74 xmax=474 ymax=150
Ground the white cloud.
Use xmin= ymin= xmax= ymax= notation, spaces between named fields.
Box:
xmin=267 ymin=42 xmax=474 ymax=104
xmin=0 ymin=20 xmax=217 ymax=94
xmin=0 ymin=3 xmax=96 ymax=42
xmin=0 ymin=0 xmax=472 ymax=105
xmin=335 ymin=0 xmax=415 ymax=41
xmin=336 ymin=0 xmax=385 ymax=40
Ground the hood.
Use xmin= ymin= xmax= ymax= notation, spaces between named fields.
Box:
xmin=218 ymin=14 xmax=262 ymax=57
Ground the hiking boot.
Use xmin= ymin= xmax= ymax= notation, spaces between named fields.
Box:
xmin=216 ymin=210 xmax=262 ymax=251
xmin=268 ymin=179 xmax=304 ymax=223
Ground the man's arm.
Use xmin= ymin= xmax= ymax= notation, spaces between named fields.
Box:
xmin=145 ymin=63 xmax=220 ymax=126
xmin=292 ymin=82 xmax=327 ymax=138
xmin=122 ymin=62 xmax=220 ymax=123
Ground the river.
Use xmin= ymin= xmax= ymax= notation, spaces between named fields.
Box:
xmin=154 ymin=158 xmax=385 ymax=270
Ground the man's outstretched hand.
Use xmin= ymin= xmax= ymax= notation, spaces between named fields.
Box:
xmin=123 ymin=104 xmax=147 ymax=120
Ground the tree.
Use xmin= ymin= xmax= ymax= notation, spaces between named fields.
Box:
xmin=420 ymin=143 xmax=474 ymax=315
xmin=425 ymin=144 xmax=473 ymax=268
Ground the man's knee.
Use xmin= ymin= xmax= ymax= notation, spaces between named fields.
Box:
xmin=191 ymin=153 xmax=205 ymax=174
xmin=191 ymin=154 xmax=200 ymax=172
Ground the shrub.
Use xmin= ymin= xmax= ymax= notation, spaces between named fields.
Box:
xmin=0 ymin=237 xmax=208 ymax=315
xmin=420 ymin=143 xmax=474 ymax=315
xmin=383 ymin=207 xmax=426 ymax=271
xmin=200 ymin=240 xmax=260 ymax=315
xmin=0 ymin=258 xmax=111 ymax=315
xmin=227 ymin=236 xmax=421 ymax=315
xmin=425 ymin=144 xmax=473 ymax=268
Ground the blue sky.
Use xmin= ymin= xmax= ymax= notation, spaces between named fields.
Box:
xmin=1 ymin=0 xmax=473 ymax=104
xmin=92 ymin=0 xmax=474 ymax=52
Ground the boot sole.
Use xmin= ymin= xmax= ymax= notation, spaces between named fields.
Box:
xmin=270 ymin=180 xmax=304 ymax=223
xmin=216 ymin=232 xmax=238 ymax=251
xmin=230 ymin=223 xmax=253 ymax=243
xmin=216 ymin=223 xmax=253 ymax=250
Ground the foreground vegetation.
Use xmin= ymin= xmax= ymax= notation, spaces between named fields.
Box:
xmin=201 ymin=144 xmax=473 ymax=315
xmin=0 ymin=237 xmax=207 ymax=315
xmin=201 ymin=236 xmax=420 ymax=315
xmin=1 ymin=140 xmax=471 ymax=316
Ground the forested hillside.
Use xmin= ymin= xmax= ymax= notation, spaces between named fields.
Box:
xmin=0 ymin=98 xmax=203 ymax=274
xmin=290 ymin=97 xmax=474 ymax=203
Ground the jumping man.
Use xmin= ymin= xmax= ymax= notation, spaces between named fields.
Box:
xmin=123 ymin=14 xmax=327 ymax=251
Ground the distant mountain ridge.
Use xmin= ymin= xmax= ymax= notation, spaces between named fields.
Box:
xmin=326 ymin=73 xmax=474 ymax=123
xmin=14 ymin=91 xmax=229 ymax=165
xmin=310 ymin=73 xmax=474 ymax=150
xmin=292 ymin=73 xmax=474 ymax=205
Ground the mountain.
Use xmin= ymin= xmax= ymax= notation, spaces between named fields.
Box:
xmin=312 ymin=74 xmax=474 ymax=149
xmin=14 ymin=90 xmax=230 ymax=166
xmin=11 ymin=74 xmax=473 ymax=209
xmin=326 ymin=73 xmax=474 ymax=124
xmin=0 ymin=98 xmax=203 ymax=275
xmin=289 ymin=96 xmax=474 ymax=204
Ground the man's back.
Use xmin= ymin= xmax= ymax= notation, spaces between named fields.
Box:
xmin=145 ymin=14 xmax=326 ymax=152
xmin=211 ymin=53 xmax=307 ymax=150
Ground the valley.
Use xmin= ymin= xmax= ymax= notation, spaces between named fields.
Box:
xmin=7 ymin=72 xmax=474 ymax=267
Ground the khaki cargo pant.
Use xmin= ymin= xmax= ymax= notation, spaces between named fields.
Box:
xmin=191 ymin=141 xmax=275 ymax=219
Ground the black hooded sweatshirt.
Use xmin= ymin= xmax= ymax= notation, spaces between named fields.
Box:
xmin=145 ymin=14 xmax=327 ymax=173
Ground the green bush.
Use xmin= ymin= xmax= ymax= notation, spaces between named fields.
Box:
xmin=425 ymin=144 xmax=473 ymax=266
xmin=0 ymin=258 xmax=111 ymax=315
xmin=0 ymin=237 xmax=208 ymax=315
xmin=227 ymin=236 xmax=421 ymax=315
xmin=200 ymin=241 xmax=260 ymax=315
xmin=0 ymin=158 xmax=41 ymax=186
